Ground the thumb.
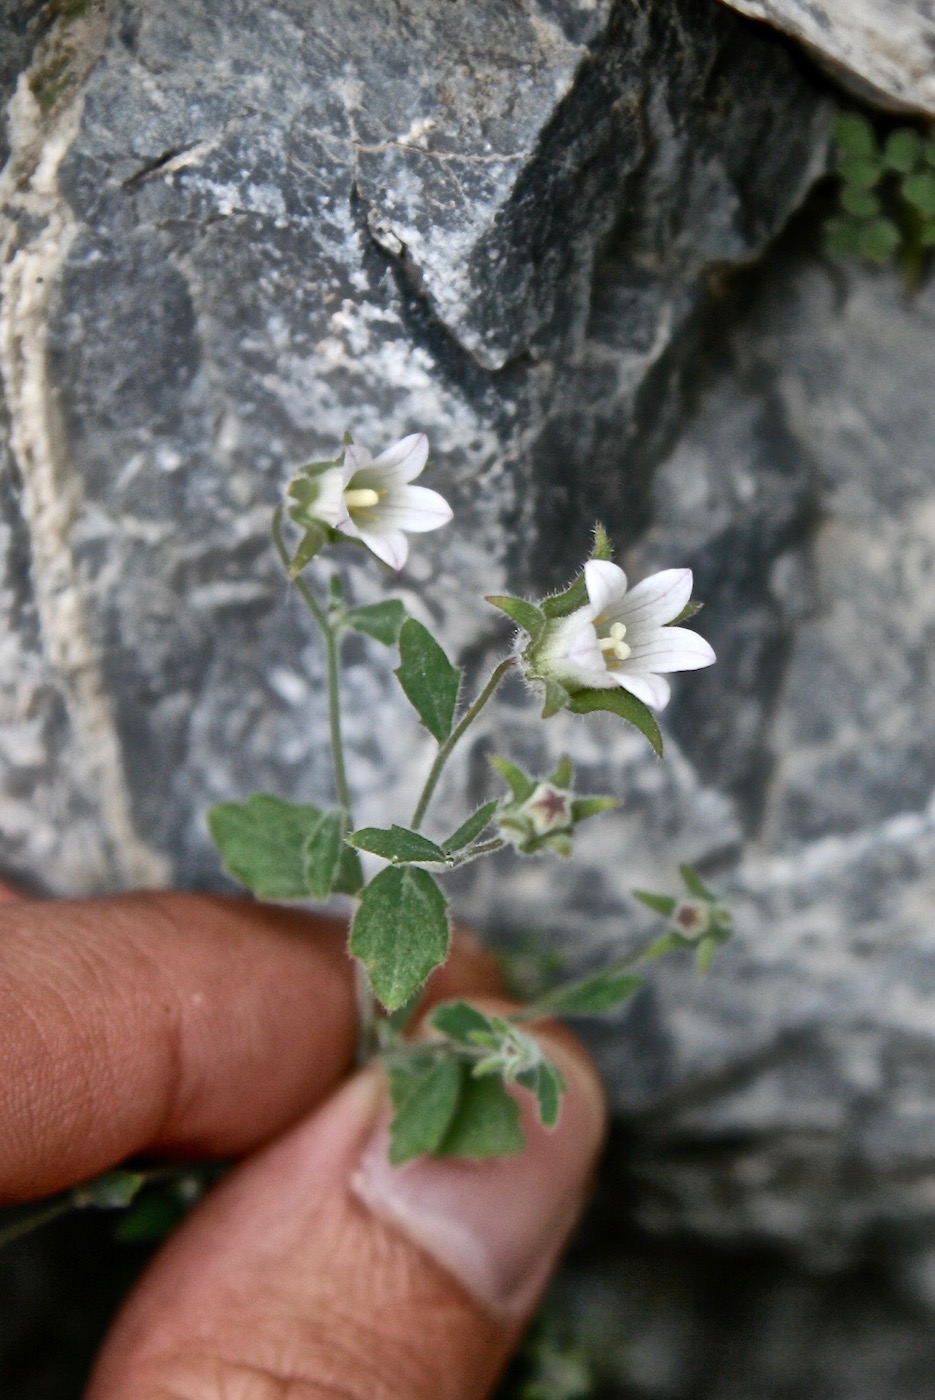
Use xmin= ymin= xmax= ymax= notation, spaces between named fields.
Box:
xmin=87 ymin=1024 xmax=605 ymax=1400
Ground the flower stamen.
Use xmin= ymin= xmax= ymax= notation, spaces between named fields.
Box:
xmin=598 ymin=621 xmax=631 ymax=662
xmin=344 ymin=488 xmax=381 ymax=511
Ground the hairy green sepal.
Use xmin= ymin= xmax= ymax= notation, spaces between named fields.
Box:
xmin=566 ymin=687 xmax=663 ymax=756
xmin=441 ymin=800 xmax=499 ymax=854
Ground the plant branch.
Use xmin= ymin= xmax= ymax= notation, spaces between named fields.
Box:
xmin=0 ymin=1198 xmax=74 ymax=1249
xmin=411 ymin=657 xmax=513 ymax=829
xmin=272 ymin=507 xmax=352 ymax=813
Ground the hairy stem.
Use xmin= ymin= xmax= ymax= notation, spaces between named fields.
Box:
xmin=411 ymin=657 xmax=513 ymax=829
xmin=272 ymin=508 xmax=352 ymax=814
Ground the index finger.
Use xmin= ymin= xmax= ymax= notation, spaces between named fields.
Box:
xmin=0 ymin=894 xmax=504 ymax=1204
xmin=0 ymin=893 xmax=357 ymax=1201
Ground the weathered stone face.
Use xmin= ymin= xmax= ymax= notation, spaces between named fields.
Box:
xmin=719 ymin=0 xmax=935 ymax=115
xmin=6 ymin=0 xmax=935 ymax=1396
xmin=0 ymin=0 xmax=828 ymax=893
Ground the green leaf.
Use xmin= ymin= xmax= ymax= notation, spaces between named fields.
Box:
xmin=289 ymin=524 xmax=328 ymax=576
xmin=485 ymin=594 xmax=546 ymax=636
xmin=921 ymin=219 xmax=935 ymax=248
xmin=207 ymin=794 xmax=323 ymax=899
xmin=517 ymin=1058 xmax=566 ymax=1129
xmin=632 ymin=889 xmax=677 ymax=916
xmin=430 ymin=1000 xmax=496 ymax=1046
xmin=526 ymin=967 xmax=643 ymax=1017
xmin=858 ymin=216 xmax=901 ymax=262
xmin=442 ymin=801 xmax=499 ymax=854
xmin=824 ymin=215 xmax=866 ymax=259
xmin=344 ymin=599 xmax=407 ymax=645
xmin=903 ymin=171 xmax=935 ymax=216
xmin=387 ymin=1053 xmax=464 ymax=1165
xmin=838 ymin=155 xmax=882 ymax=189
xmin=541 ymin=678 xmax=570 ymax=718
xmin=840 ymin=186 xmax=881 ymax=218
xmin=350 ymin=865 xmax=450 ymax=1010
xmin=436 ymin=1074 xmax=524 ymax=1158
xmin=570 ymin=795 xmax=617 ymax=822
xmin=395 ymin=618 xmax=461 ymax=742
xmin=348 ymin=824 xmax=448 ymax=865
xmin=884 ymin=128 xmax=922 ymax=173
xmin=303 ymin=808 xmax=346 ymax=900
xmin=834 ymin=111 xmax=878 ymax=159
xmin=565 ymin=687 xmax=663 ymax=757
xmin=333 ymin=843 xmax=364 ymax=896
xmin=385 ymin=988 xmax=423 ymax=1035
xmin=490 ymin=755 xmax=536 ymax=803
xmin=591 ymin=523 xmax=613 ymax=561
xmin=925 ymin=136 xmax=935 ymax=168
xmin=114 ymin=1191 xmax=186 ymax=1243
xmin=541 ymin=574 xmax=589 ymax=620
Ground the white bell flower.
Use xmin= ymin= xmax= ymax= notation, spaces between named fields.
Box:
xmin=532 ymin=560 xmax=715 ymax=710
xmin=310 ymin=432 xmax=452 ymax=570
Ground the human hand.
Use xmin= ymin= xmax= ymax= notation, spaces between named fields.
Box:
xmin=0 ymin=893 xmax=605 ymax=1399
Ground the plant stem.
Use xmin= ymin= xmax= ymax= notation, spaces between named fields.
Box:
xmin=0 ymin=1198 xmax=74 ymax=1249
xmin=447 ymin=837 xmax=505 ymax=868
xmin=411 ymin=657 xmax=513 ymax=829
xmin=272 ymin=507 xmax=352 ymax=814
xmin=354 ymin=960 xmax=378 ymax=1066
xmin=321 ymin=622 xmax=352 ymax=813
xmin=0 ymin=1163 xmax=208 ymax=1251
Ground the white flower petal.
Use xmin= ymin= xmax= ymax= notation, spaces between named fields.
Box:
xmin=334 ymin=511 xmax=361 ymax=539
xmin=613 ymin=670 xmax=672 ymax=710
xmin=364 ymin=432 xmax=429 ymax=485
xmin=623 ymin=626 xmax=716 ymax=672
xmin=342 ymin=443 xmax=373 ymax=480
xmin=372 ymin=484 xmax=453 ymax=533
xmin=617 ymin=569 xmax=693 ymax=628
xmin=355 ymin=526 xmax=409 ymax=570
xmin=584 ymin=559 xmax=628 ymax=616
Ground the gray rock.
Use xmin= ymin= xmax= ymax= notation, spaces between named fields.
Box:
xmin=9 ymin=0 xmax=935 ymax=1396
xmin=596 ymin=256 xmax=935 ymax=1275
xmin=719 ymin=0 xmax=935 ymax=114
xmin=0 ymin=0 xmax=828 ymax=894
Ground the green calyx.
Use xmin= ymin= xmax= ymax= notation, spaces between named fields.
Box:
xmin=492 ymin=754 xmax=615 ymax=857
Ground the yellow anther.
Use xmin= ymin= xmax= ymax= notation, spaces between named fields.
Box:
xmin=344 ymin=487 xmax=381 ymax=510
xmin=598 ymin=621 xmax=631 ymax=662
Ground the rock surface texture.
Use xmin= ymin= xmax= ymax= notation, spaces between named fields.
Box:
xmin=719 ymin=0 xmax=935 ymax=114
xmin=3 ymin=1 xmax=935 ymax=1398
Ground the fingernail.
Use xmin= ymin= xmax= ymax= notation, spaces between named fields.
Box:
xmin=352 ymin=1035 xmax=605 ymax=1317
